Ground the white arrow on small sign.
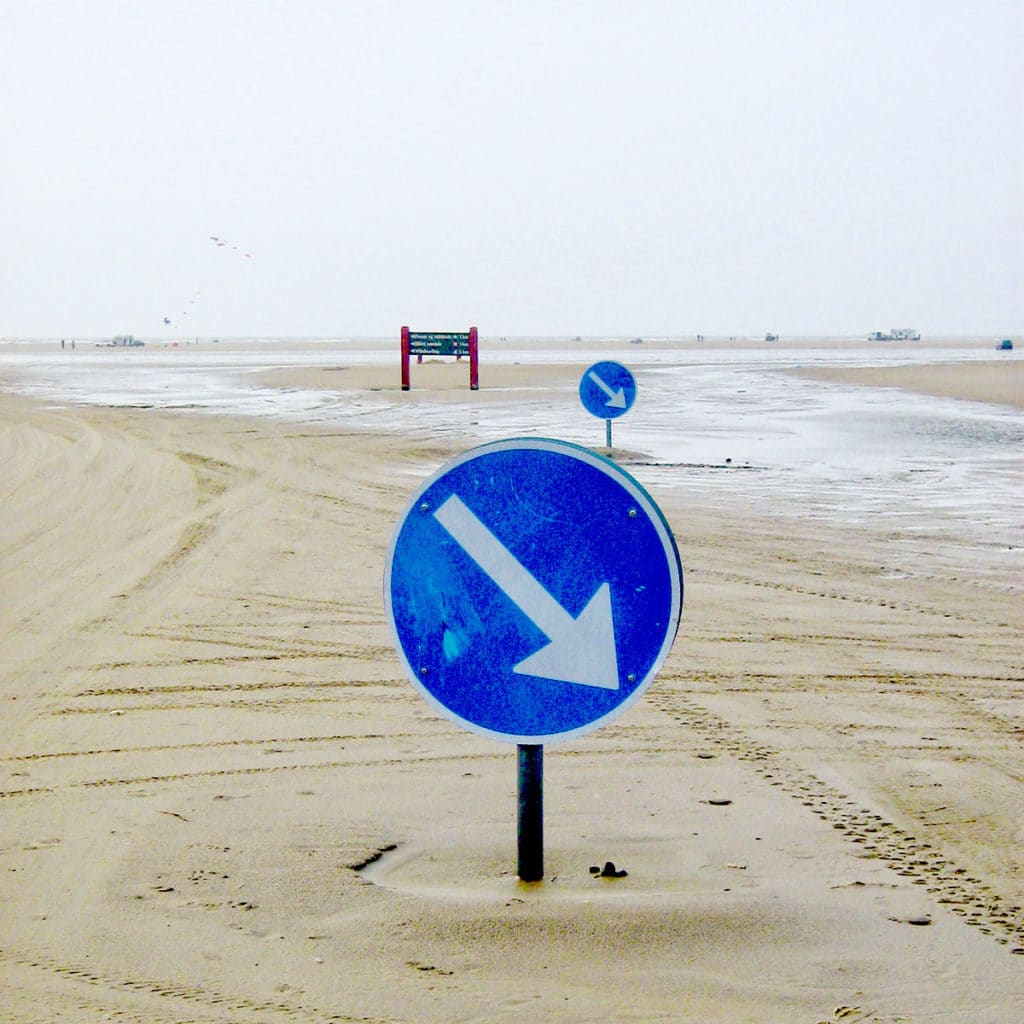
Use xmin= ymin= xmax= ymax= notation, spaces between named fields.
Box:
xmin=587 ymin=368 xmax=628 ymax=409
xmin=433 ymin=494 xmax=620 ymax=690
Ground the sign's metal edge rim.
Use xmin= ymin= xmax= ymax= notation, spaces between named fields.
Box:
xmin=383 ymin=436 xmax=683 ymax=746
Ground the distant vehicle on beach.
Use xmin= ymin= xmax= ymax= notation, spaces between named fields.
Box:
xmin=97 ymin=334 xmax=145 ymax=348
xmin=869 ymin=328 xmax=921 ymax=341
xmin=765 ymin=333 xmax=779 ymax=342
xmin=997 ymin=339 xmax=1013 ymax=350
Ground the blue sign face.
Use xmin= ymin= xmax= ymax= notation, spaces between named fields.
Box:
xmin=384 ymin=438 xmax=683 ymax=744
xmin=579 ymin=361 xmax=637 ymax=420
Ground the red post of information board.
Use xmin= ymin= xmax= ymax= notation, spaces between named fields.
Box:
xmin=401 ymin=325 xmax=411 ymax=391
xmin=469 ymin=326 xmax=479 ymax=390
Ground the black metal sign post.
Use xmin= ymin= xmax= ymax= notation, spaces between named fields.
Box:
xmin=517 ymin=743 xmax=544 ymax=882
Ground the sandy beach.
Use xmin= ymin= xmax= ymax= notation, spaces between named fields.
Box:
xmin=796 ymin=358 xmax=1024 ymax=411
xmin=1 ymin=345 xmax=1021 ymax=1023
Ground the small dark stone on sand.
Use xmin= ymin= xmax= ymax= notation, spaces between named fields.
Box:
xmin=599 ymin=861 xmax=628 ymax=878
xmin=589 ymin=865 xmax=600 ymax=874
xmin=707 ymin=798 xmax=733 ymax=806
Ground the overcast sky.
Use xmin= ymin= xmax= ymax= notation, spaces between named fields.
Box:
xmin=2 ymin=1 xmax=1021 ymax=338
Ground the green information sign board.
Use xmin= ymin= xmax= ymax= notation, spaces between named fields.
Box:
xmin=409 ymin=332 xmax=471 ymax=357
xmin=401 ymin=326 xmax=479 ymax=390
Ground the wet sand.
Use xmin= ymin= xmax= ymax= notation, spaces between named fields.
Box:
xmin=1 ymin=346 xmax=1022 ymax=1023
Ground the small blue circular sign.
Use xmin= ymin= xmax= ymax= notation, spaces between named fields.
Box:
xmin=579 ymin=361 xmax=637 ymax=420
xmin=384 ymin=438 xmax=683 ymax=744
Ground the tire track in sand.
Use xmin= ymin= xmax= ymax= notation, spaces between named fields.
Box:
xmin=0 ymin=946 xmax=397 ymax=1024
xmin=650 ymin=687 xmax=1024 ymax=952
xmin=0 ymin=729 xmax=434 ymax=764
xmin=695 ymin=566 xmax=1016 ymax=629
xmin=0 ymin=750 xmax=504 ymax=800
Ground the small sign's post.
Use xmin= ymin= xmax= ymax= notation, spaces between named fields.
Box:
xmin=401 ymin=326 xmax=479 ymax=391
xmin=517 ymin=743 xmax=543 ymax=882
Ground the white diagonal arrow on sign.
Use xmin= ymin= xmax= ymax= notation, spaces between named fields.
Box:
xmin=587 ymin=369 xmax=627 ymax=409
xmin=433 ymin=494 xmax=620 ymax=689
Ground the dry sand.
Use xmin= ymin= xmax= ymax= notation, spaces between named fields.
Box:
xmin=796 ymin=358 xmax=1024 ymax=410
xmin=1 ymin=348 xmax=1022 ymax=1023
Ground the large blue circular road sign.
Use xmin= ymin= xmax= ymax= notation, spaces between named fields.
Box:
xmin=384 ymin=438 xmax=683 ymax=744
xmin=579 ymin=361 xmax=637 ymax=419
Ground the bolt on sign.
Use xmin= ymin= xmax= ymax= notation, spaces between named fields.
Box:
xmin=401 ymin=326 xmax=479 ymax=391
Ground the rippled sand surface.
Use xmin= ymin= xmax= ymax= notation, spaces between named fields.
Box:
xmin=1 ymin=339 xmax=1021 ymax=1022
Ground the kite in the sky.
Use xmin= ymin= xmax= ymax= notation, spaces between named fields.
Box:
xmin=209 ymin=235 xmax=253 ymax=258
xmin=163 ymin=238 xmax=251 ymax=327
